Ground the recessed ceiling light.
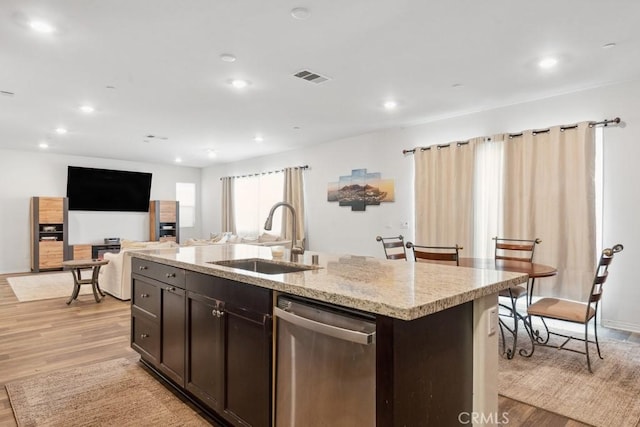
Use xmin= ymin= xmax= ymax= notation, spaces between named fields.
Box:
xmin=220 ymin=53 xmax=236 ymax=63
xmin=384 ymin=101 xmax=398 ymax=110
xmin=39 ymin=142 xmax=49 ymax=149
xmin=230 ymin=79 xmax=249 ymax=89
xmin=55 ymin=127 xmax=67 ymax=134
xmin=291 ymin=7 xmax=311 ymax=20
xmin=538 ymin=57 xmax=558 ymax=69
xmin=80 ymin=105 xmax=94 ymax=113
xmin=602 ymin=43 xmax=617 ymax=49
xmin=175 ymin=157 xmax=182 ymax=163
xmin=208 ymin=150 xmax=217 ymax=158
xmin=29 ymin=20 xmax=55 ymax=33
xmin=254 ymin=135 xmax=264 ymax=143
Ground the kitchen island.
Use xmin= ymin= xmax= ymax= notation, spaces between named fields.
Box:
xmin=129 ymin=244 xmax=527 ymax=427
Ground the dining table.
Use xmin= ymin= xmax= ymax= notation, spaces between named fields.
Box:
xmin=454 ymin=258 xmax=557 ymax=303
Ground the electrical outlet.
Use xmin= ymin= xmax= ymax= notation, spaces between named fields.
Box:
xmin=488 ymin=307 xmax=498 ymax=336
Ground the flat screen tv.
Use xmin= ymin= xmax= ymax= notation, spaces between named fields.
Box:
xmin=66 ymin=166 xmax=152 ymax=212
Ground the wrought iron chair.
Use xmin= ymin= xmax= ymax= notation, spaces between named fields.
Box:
xmin=525 ymin=244 xmax=623 ymax=372
xmin=493 ymin=236 xmax=541 ymax=359
xmin=375 ymin=235 xmax=407 ymax=260
xmin=405 ymin=242 xmax=462 ymax=265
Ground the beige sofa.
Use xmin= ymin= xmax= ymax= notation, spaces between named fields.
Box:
xmin=183 ymin=232 xmax=291 ymax=247
xmin=99 ymin=240 xmax=180 ymax=300
xmin=99 ymin=234 xmax=290 ymax=301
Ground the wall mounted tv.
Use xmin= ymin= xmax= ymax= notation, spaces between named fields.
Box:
xmin=66 ymin=166 xmax=152 ymax=212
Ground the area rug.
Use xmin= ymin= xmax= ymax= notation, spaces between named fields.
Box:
xmin=7 ymin=272 xmax=91 ymax=302
xmin=499 ymin=334 xmax=640 ymax=427
xmin=5 ymin=358 xmax=209 ymax=426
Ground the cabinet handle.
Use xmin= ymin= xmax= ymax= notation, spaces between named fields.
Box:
xmin=166 ymin=273 xmax=176 ymax=278
xmin=139 ymin=266 xmax=148 ymax=270
xmin=140 ymin=293 xmax=149 ymax=298
xmin=211 ymin=309 xmax=225 ymax=318
xmin=140 ymin=333 xmax=149 ymax=339
xmin=166 ymin=287 xmax=176 ymax=292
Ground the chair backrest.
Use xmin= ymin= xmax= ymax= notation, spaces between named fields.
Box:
xmin=376 ymin=235 xmax=407 ymax=260
xmin=405 ymin=242 xmax=462 ymax=265
xmin=589 ymin=244 xmax=624 ymax=303
xmin=493 ymin=237 xmax=541 ymax=262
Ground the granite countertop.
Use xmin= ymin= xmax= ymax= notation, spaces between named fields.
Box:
xmin=129 ymin=244 xmax=527 ymax=321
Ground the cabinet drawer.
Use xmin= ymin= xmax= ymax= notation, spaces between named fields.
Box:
xmin=132 ymin=258 xmax=185 ymax=288
xmin=186 ymin=271 xmax=272 ymax=315
xmin=132 ymin=278 xmax=160 ymax=317
xmin=132 ymin=313 xmax=160 ymax=363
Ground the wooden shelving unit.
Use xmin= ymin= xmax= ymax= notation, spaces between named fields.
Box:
xmin=30 ymin=197 xmax=69 ymax=272
xmin=149 ymin=200 xmax=179 ymax=243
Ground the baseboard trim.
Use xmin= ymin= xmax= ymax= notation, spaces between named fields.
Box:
xmin=601 ymin=319 xmax=640 ymax=334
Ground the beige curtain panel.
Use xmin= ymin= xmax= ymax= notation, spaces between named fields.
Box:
xmin=282 ymin=167 xmax=306 ymax=247
xmin=414 ymin=138 xmax=479 ymax=251
xmin=221 ymin=176 xmax=236 ymax=234
xmin=499 ymin=122 xmax=596 ymax=300
xmin=414 ymin=122 xmax=596 ymax=301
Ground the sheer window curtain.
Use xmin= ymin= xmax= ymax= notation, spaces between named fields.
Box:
xmin=221 ymin=176 xmax=236 ymax=234
xmin=414 ymin=138 xmax=480 ymax=251
xmin=473 ymin=138 xmax=505 ymax=258
xmin=282 ymin=167 xmax=306 ymax=248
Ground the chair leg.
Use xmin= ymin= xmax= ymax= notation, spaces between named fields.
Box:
xmin=498 ymin=319 xmax=507 ymax=355
xmin=593 ymin=317 xmax=603 ymax=360
xmin=519 ymin=314 xmax=535 ymax=358
xmin=585 ymin=321 xmax=593 ymax=373
xmin=509 ymin=296 xmax=519 ymax=359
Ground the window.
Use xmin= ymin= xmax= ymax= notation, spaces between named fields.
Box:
xmin=234 ymin=173 xmax=284 ymax=237
xmin=176 ymin=182 xmax=196 ymax=228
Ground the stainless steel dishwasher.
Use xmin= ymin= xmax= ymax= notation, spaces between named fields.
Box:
xmin=274 ymin=296 xmax=376 ymax=426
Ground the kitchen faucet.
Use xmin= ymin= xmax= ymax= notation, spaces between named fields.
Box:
xmin=264 ymin=202 xmax=304 ymax=262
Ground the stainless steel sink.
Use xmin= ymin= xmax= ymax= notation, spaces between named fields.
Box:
xmin=209 ymin=258 xmax=318 ymax=275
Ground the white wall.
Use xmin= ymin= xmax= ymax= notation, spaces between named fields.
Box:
xmin=201 ymin=78 xmax=640 ymax=332
xmin=0 ymin=149 xmax=201 ymax=274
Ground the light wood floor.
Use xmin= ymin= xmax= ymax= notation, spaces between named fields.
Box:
xmin=1 ymin=272 xmax=638 ymax=426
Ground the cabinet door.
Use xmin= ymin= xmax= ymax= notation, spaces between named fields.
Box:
xmin=160 ymin=285 xmax=186 ymax=387
xmin=39 ymin=241 xmax=64 ymax=269
xmin=224 ymin=306 xmax=272 ymax=427
xmin=131 ymin=311 xmax=160 ymax=364
xmin=186 ymin=292 xmax=225 ymax=411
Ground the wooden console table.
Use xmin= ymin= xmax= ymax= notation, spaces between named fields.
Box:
xmin=62 ymin=259 xmax=109 ymax=304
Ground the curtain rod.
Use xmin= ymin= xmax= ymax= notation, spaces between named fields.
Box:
xmin=220 ymin=165 xmax=309 ymax=180
xmin=401 ymin=117 xmax=621 ymax=155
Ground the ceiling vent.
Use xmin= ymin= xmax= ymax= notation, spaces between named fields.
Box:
xmin=293 ymin=70 xmax=330 ymax=84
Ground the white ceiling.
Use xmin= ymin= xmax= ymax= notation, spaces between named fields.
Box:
xmin=2 ymin=0 xmax=639 ymax=167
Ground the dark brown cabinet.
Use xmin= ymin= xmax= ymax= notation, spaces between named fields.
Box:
xmin=131 ymin=258 xmax=272 ymax=427
xmin=185 ymin=292 xmax=225 ymax=409
xmin=131 ymin=259 xmax=186 ymax=387
xmin=225 ymin=305 xmax=271 ymax=427
xmin=186 ymin=270 xmax=272 ymax=427
xmin=160 ymin=285 xmax=185 ymax=386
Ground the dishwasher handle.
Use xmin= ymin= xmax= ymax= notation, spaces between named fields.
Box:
xmin=274 ymin=306 xmax=375 ymax=345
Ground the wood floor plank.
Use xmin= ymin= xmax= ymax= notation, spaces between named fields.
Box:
xmin=1 ymin=272 xmax=638 ymax=426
